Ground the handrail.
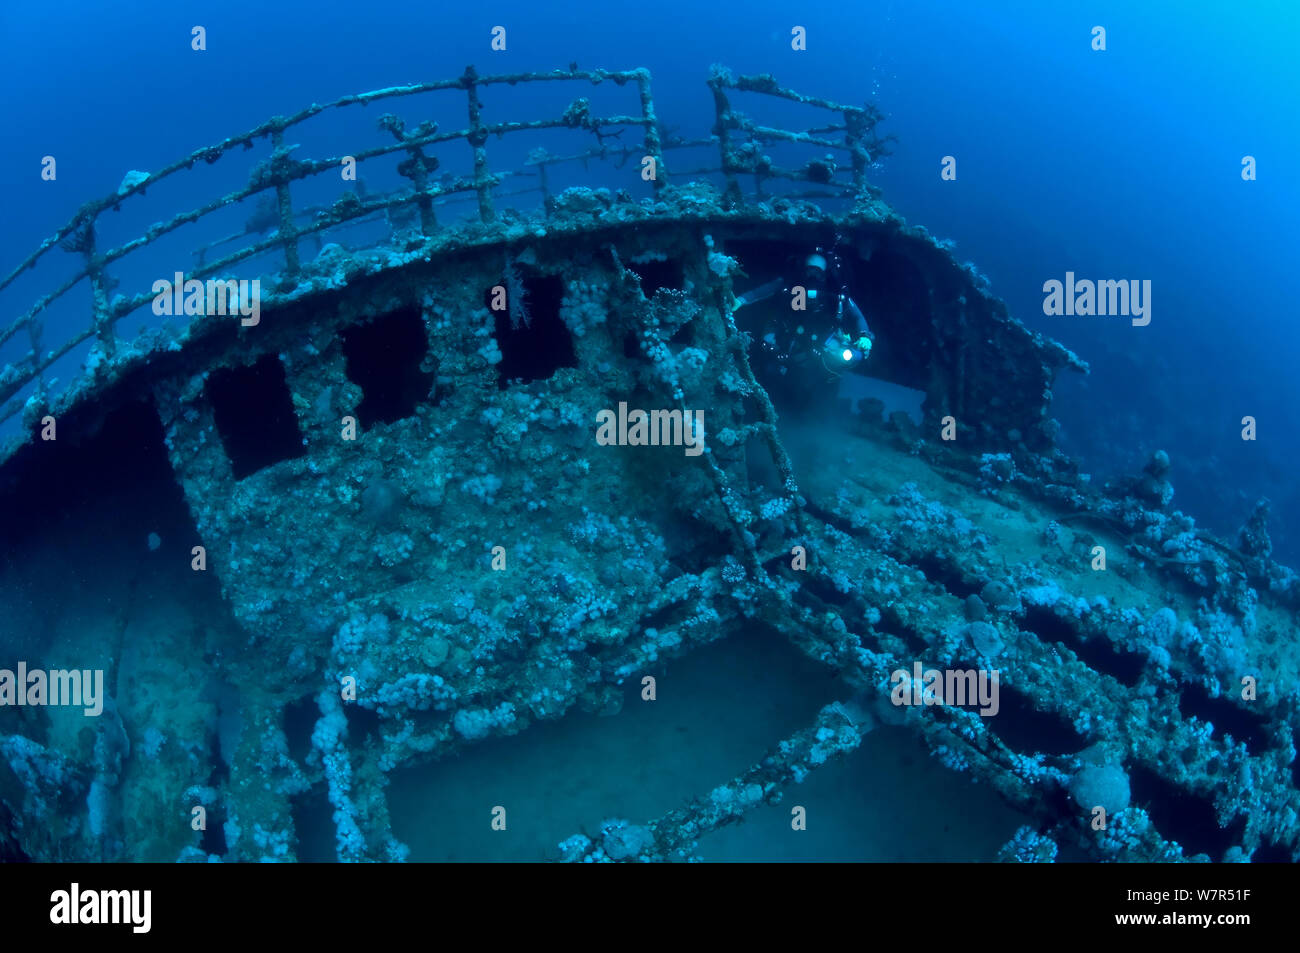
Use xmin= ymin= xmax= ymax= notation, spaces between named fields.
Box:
xmin=0 ymin=64 xmax=888 ymax=426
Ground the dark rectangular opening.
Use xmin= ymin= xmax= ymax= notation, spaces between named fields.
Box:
xmin=489 ymin=272 xmax=575 ymax=387
xmin=207 ymin=355 xmax=305 ymax=479
xmin=984 ymin=683 xmax=1086 ymax=756
xmin=1176 ymin=683 xmax=1272 ymax=753
xmin=627 ymin=257 xmax=685 ymax=298
xmin=341 ymin=306 xmax=437 ymax=427
xmin=1022 ymin=605 xmax=1143 ymax=688
xmin=1128 ymin=763 xmax=1243 ymax=860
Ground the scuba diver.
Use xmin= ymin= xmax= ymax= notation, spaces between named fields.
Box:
xmin=730 ymin=245 xmax=874 ymax=401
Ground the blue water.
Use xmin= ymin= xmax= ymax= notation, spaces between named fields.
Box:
xmin=1 ymin=2 xmax=1297 ymax=866
xmin=3 ymin=0 xmax=1295 ymax=557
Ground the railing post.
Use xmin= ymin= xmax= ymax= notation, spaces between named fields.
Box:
xmin=270 ymin=127 xmax=301 ymax=275
xmin=462 ymin=66 xmax=495 ymax=224
xmin=416 ymin=176 xmax=438 ymax=235
xmin=635 ymin=68 xmax=665 ymax=195
xmin=24 ymin=319 xmax=43 ymax=393
xmin=89 ymin=265 xmax=114 ymax=356
xmin=845 ymin=109 xmax=868 ymax=196
xmin=78 ymin=218 xmax=116 ymax=357
xmin=537 ymin=161 xmax=551 ymax=209
xmin=707 ymin=75 xmax=741 ymax=204
xmin=378 ymin=113 xmax=438 ymax=236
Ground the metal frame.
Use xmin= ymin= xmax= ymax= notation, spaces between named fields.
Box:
xmin=0 ymin=64 xmax=889 ymax=425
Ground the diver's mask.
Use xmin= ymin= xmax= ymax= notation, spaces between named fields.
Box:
xmin=803 ymin=253 xmax=829 ymax=305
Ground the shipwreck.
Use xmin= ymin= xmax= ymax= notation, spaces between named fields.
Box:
xmin=0 ymin=65 xmax=1297 ymax=863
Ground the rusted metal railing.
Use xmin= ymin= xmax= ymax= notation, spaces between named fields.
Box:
xmin=0 ymin=66 xmax=664 ymax=425
xmin=0 ymin=64 xmax=888 ymax=427
xmin=706 ymin=65 xmax=894 ymax=204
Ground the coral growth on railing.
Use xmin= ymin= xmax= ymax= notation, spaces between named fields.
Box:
xmin=706 ymin=64 xmax=894 ymax=203
xmin=0 ymin=64 xmax=889 ymax=426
